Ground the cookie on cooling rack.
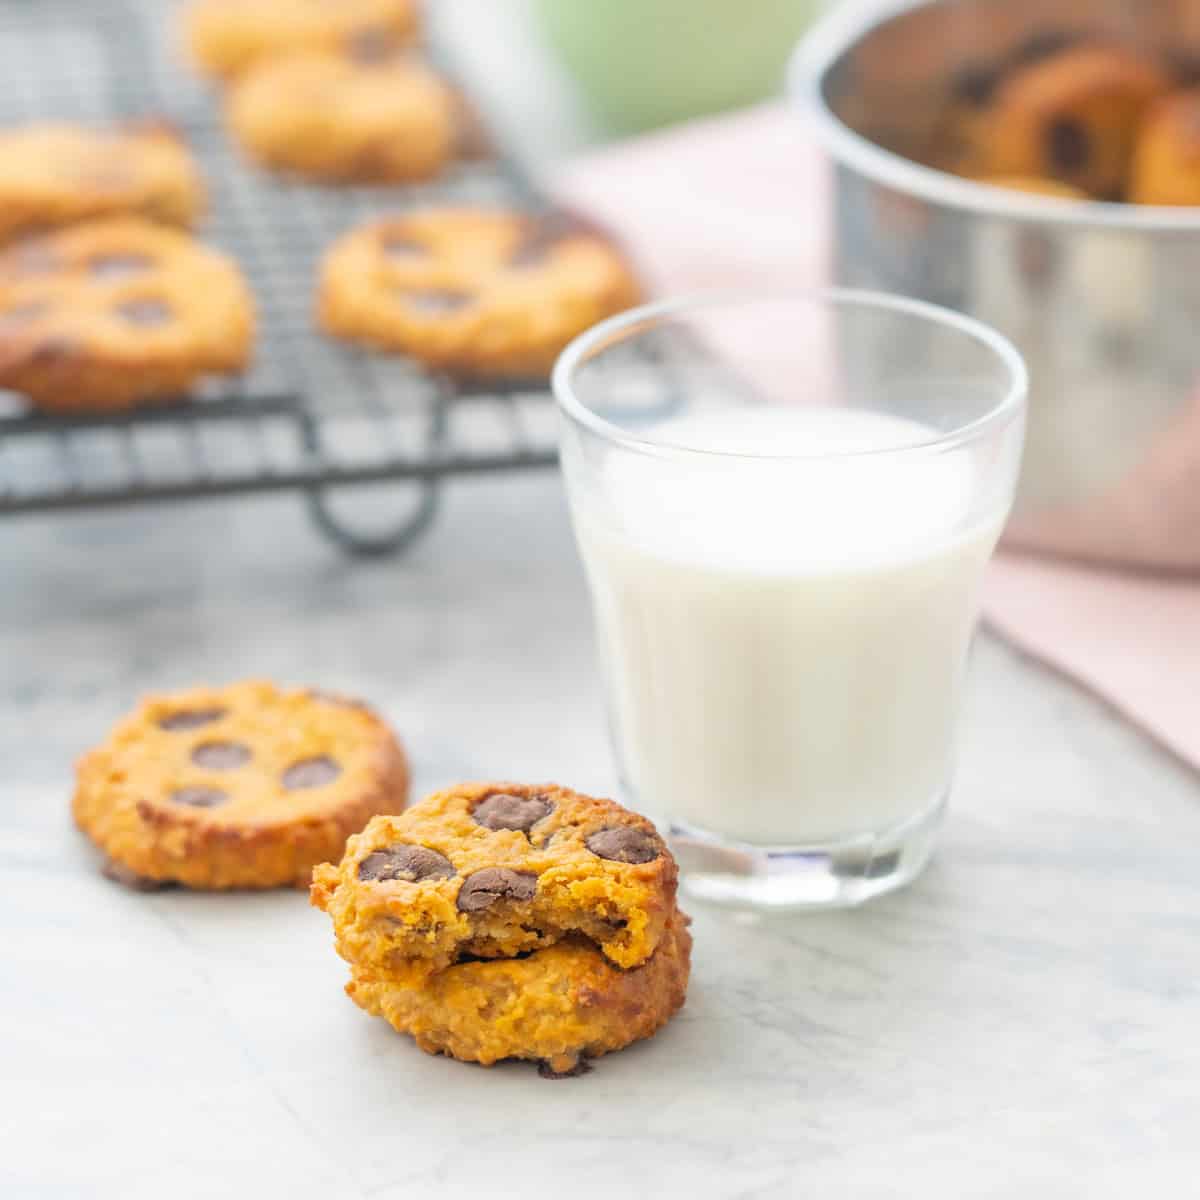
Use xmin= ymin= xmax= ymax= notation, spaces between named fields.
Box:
xmin=346 ymin=908 xmax=692 ymax=1075
xmin=185 ymin=0 xmax=420 ymax=80
xmin=0 ymin=122 xmax=206 ymax=245
xmin=317 ymin=207 xmax=641 ymax=378
xmin=226 ymin=35 xmax=457 ymax=183
xmin=0 ymin=218 xmax=255 ymax=413
xmin=311 ymin=781 xmax=679 ymax=980
xmin=74 ymin=681 xmax=410 ymax=890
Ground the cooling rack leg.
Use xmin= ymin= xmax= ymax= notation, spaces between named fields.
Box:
xmin=302 ymin=479 xmax=442 ymax=557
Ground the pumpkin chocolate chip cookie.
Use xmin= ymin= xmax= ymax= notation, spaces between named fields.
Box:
xmin=185 ymin=0 xmax=420 ymax=80
xmin=346 ymin=908 xmax=692 ymax=1074
xmin=74 ymin=681 xmax=409 ymax=890
xmin=0 ymin=217 xmax=255 ymax=413
xmin=311 ymin=781 xmax=678 ymax=980
xmin=1131 ymin=88 xmax=1200 ymax=205
xmin=978 ymin=44 xmax=1168 ymax=199
xmin=226 ymin=37 xmax=457 ymax=183
xmin=0 ymin=122 xmax=206 ymax=245
xmin=317 ymin=206 xmax=641 ymax=378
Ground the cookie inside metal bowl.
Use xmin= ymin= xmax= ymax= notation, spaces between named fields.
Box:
xmin=792 ymin=0 xmax=1200 ymax=572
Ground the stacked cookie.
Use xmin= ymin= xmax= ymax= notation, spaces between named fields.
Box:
xmin=312 ymin=781 xmax=691 ymax=1075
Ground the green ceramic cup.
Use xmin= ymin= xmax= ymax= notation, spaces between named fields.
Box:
xmin=532 ymin=0 xmax=823 ymax=134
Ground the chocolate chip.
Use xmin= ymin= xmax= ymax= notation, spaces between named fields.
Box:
xmin=585 ymin=825 xmax=660 ymax=865
xmin=508 ymin=208 xmax=603 ymax=268
xmin=27 ymin=336 xmax=76 ymax=365
xmin=400 ymin=289 xmax=473 ymax=315
xmin=281 ymin=755 xmax=341 ymax=791
xmin=347 ymin=27 xmax=403 ymax=64
xmin=89 ymin=253 xmax=152 ymax=280
xmin=1167 ymin=50 xmax=1200 ymax=87
xmin=191 ymin=741 xmax=252 ymax=770
xmin=1010 ymin=29 xmax=1080 ymax=69
xmin=116 ymin=298 xmax=172 ymax=326
xmin=456 ymin=867 xmax=538 ymax=912
xmin=508 ymin=231 xmax=556 ymax=268
xmin=382 ymin=235 xmax=426 ymax=262
xmin=357 ymin=844 xmax=455 ymax=883
xmin=472 ymin=791 xmax=553 ymax=834
xmin=538 ymin=1059 xmax=593 ymax=1080
xmin=158 ymin=707 xmax=226 ymax=731
xmin=1046 ymin=118 xmax=1090 ymax=173
xmin=951 ymin=64 xmax=1000 ymax=107
xmin=170 ymin=786 xmax=229 ymax=808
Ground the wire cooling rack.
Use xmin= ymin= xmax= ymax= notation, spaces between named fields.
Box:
xmin=0 ymin=0 xmax=565 ymax=553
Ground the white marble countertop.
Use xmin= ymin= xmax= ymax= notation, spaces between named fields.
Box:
xmin=4 ymin=3 xmax=1199 ymax=1197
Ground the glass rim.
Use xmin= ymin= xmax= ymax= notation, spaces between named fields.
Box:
xmin=551 ymin=287 xmax=1029 ymax=463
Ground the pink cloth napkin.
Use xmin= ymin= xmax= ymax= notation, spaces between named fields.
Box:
xmin=555 ymin=104 xmax=1200 ymax=770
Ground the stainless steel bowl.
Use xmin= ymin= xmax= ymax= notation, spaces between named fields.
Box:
xmin=792 ymin=0 xmax=1200 ymax=572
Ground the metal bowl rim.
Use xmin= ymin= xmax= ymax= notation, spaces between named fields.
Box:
xmin=789 ymin=0 xmax=1200 ymax=232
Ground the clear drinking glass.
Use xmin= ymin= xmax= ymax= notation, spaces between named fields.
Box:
xmin=553 ymin=290 xmax=1027 ymax=910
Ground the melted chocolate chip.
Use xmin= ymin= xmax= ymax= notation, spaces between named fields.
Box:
xmin=1167 ymin=50 xmax=1200 ymax=87
xmin=158 ymin=707 xmax=226 ymax=732
xmin=170 ymin=786 xmax=229 ymax=808
xmin=1010 ymin=29 xmax=1081 ymax=69
xmin=117 ymin=298 xmax=172 ymax=326
xmin=401 ymin=289 xmax=473 ymax=315
xmin=347 ymin=27 xmax=404 ymax=64
xmin=1046 ymin=118 xmax=1090 ymax=173
xmin=456 ymin=867 xmax=538 ymax=912
xmin=281 ymin=755 xmax=342 ymax=791
xmin=585 ymin=825 xmax=660 ymax=865
xmin=508 ymin=228 xmax=558 ymax=268
xmin=27 ymin=336 xmax=77 ymax=365
xmin=951 ymin=64 xmax=1000 ymax=107
xmin=472 ymin=792 xmax=553 ymax=834
xmin=89 ymin=253 xmax=153 ymax=280
xmin=191 ymin=741 xmax=252 ymax=770
xmin=358 ymin=844 xmax=455 ymax=883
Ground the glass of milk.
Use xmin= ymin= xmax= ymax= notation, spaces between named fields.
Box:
xmin=553 ymin=290 xmax=1027 ymax=909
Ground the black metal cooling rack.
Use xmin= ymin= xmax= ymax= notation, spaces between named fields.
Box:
xmin=0 ymin=0 xmax=564 ymax=554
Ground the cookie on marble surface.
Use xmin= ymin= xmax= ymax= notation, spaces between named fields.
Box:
xmin=311 ymin=781 xmax=678 ymax=980
xmin=185 ymin=0 xmax=420 ymax=80
xmin=0 ymin=218 xmax=255 ymax=413
xmin=317 ymin=206 xmax=641 ymax=378
xmin=74 ymin=681 xmax=409 ymax=890
xmin=978 ymin=44 xmax=1168 ymax=198
xmin=226 ymin=37 xmax=456 ymax=183
xmin=1130 ymin=88 xmax=1200 ymax=205
xmin=347 ymin=907 xmax=691 ymax=1074
xmin=0 ymin=122 xmax=206 ymax=245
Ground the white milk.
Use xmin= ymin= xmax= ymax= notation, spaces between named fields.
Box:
xmin=569 ymin=407 xmax=1002 ymax=845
